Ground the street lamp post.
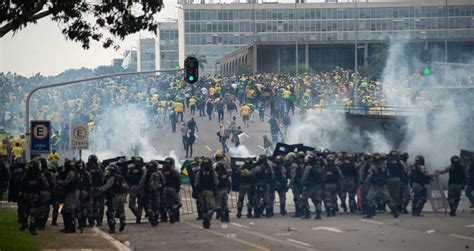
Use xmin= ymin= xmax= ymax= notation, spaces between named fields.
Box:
xmin=24 ymin=68 xmax=183 ymax=162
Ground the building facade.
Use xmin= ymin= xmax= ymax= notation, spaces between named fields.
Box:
xmin=122 ymin=50 xmax=137 ymax=71
xmin=178 ymin=0 xmax=474 ymax=75
xmin=137 ymin=38 xmax=157 ymax=71
xmin=157 ymin=21 xmax=180 ymax=71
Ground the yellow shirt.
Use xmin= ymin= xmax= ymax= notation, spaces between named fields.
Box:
xmin=48 ymin=152 xmax=60 ymax=161
xmin=209 ymin=87 xmax=216 ymax=96
xmin=246 ymin=89 xmax=254 ymax=98
xmin=283 ymin=90 xmax=292 ymax=99
xmin=175 ymin=102 xmax=184 ymax=112
xmin=241 ymin=105 xmax=250 ymax=116
xmin=0 ymin=142 xmax=7 ymax=156
xmin=189 ymin=98 xmax=197 ymax=106
xmin=12 ymin=146 xmax=24 ymax=158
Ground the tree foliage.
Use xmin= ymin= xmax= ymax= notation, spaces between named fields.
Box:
xmin=0 ymin=0 xmax=164 ymax=49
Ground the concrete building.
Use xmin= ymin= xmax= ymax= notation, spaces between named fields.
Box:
xmin=122 ymin=50 xmax=137 ymax=71
xmin=111 ymin=58 xmax=124 ymax=68
xmin=178 ymin=0 xmax=474 ymax=75
xmin=157 ymin=21 xmax=180 ymax=71
xmin=137 ymin=38 xmax=157 ymax=71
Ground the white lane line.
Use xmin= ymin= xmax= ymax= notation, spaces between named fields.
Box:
xmin=194 ymin=134 xmax=199 ymax=138
xmin=227 ymin=121 xmax=231 ymax=124
xmin=450 ymin=234 xmax=474 ymax=241
xmin=311 ymin=227 xmax=344 ymax=233
xmin=206 ymin=145 xmax=212 ymax=152
xmin=264 ymin=115 xmax=271 ymax=119
xmin=465 ymin=224 xmax=474 ymax=228
xmin=91 ymin=227 xmax=131 ymax=251
xmin=230 ymin=223 xmax=250 ymax=229
xmin=243 ymin=133 xmax=250 ymax=138
xmin=360 ymin=219 xmax=384 ymax=225
xmin=286 ymin=239 xmax=312 ymax=247
xmin=258 ymin=145 xmax=265 ymax=150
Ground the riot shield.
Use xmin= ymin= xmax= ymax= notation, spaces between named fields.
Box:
xmin=230 ymin=157 xmax=256 ymax=192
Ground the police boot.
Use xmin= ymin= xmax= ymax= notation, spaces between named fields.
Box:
xmin=364 ymin=207 xmax=375 ymax=219
xmin=68 ymin=215 xmax=77 ymax=233
xmin=196 ymin=207 xmax=204 ymax=220
xmin=119 ymin=220 xmax=126 ymax=232
xmin=169 ymin=211 xmax=176 ymax=224
xmin=215 ymin=209 xmax=221 ymax=220
xmin=266 ymin=207 xmax=272 ymax=218
xmin=315 ymin=210 xmax=322 ymax=220
xmin=349 ymin=202 xmax=357 ymax=214
xmin=302 ymin=209 xmax=311 ymax=219
xmin=450 ymin=203 xmax=458 ymax=217
xmin=52 ymin=212 xmax=59 ymax=226
xmin=280 ymin=204 xmax=287 ymax=216
xmin=341 ymin=202 xmax=348 ymax=212
xmin=29 ymin=223 xmax=37 ymax=236
xmin=174 ymin=208 xmax=181 ymax=222
xmin=390 ymin=207 xmax=399 ymax=218
xmin=246 ymin=207 xmax=253 ymax=218
xmin=254 ymin=207 xmax=261 ymax=218
xmin=291 ymin=206 xmax=302 ymax=217
xmin=224 ymin=210 xmax=230 ymax=222
xmin=88 ymin=217 xmax=95 ymax=227
xmin=96 ymin=217 xmax=103 ymax=227
xmin=108 ymin=223 xmax=115 ymax=234
xmin=203 ymin=218 xmax=211 ymax=229
xmin=269 ymin=206 xmax=274 ymax=217
xmin=236 ymin=207 xmax=243 ymax=219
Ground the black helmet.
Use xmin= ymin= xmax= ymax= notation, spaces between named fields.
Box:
xmin=274 ymin=155 xmax=284 ymax=163
xmin=201 ymin=157 xmax=213 ymax=169
xmin=164 ymin=157 xmax=175 ymax=169
xmin=326 ymin=154 xmax=335 ymax=163
xmin=364 ymin=152 xmax=373 ymax=161
xmin=64 ymin=159 xmax=76 ymax=171
xmin=297 ymin=151 xmax=305 ymax=158
xmin=305 ymin=153 xmax=317 ymax=164
xmin=451 ymin=155 xmax=461 ymax=165
xmin=314 ymin=148 xmax=322 ymax=155
xmin=146 ymin=161 xmax=158 ymax=171
xmin=373 ymin=153 xmax=382 ymax=162
xmin=215 ymin=152 xmax=225 ymax=161
xmin=258 ymin=154 xmax=268 ymax=162
xmin=30 ymin=160 xmax=41 ymax=172
xmin=400 ymin=152 xmax=409 ymax=162
xmin=88 ymin=155 xmax=98 ymax=164
xmin=323 ymin=149 xmax=331 ymax=155
xmin=105 ymin=163 xmax=118 ymax=175
xmin=345 ymin=152 xmax=354 ymax=161
xmin=389 ymin=150 xmax=399 ymax=160
xmin=285 ymin=152 xmax=296 ymax=161
xmin=39 ymin=157 xmax=48 ymax=171
xmin=415 ymin=155 xmax=425 ymax=165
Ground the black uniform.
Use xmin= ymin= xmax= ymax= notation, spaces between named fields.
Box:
xmin=128 ymin=163 xmax=145 ymax=223
xmin=195 ymin=158 xmax=218 ymax=229
xmin=252 ymin=156 xmax=274 ymax=218
xmin=437 ymin=156 xmax=467 ymax=216
xmin=87 ymin=157 xmax=105 ymax=226
xmin=98 ymin=164 xmax=128 ymax=233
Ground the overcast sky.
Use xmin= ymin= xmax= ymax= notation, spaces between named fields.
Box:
xmin=0 ymin=0 xmax=398 ymax=77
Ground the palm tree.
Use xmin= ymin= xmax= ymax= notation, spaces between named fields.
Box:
xmin=188 ymin=53 xmax=208 ymax=71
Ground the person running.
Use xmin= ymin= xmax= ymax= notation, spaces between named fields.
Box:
xmin=241 ymin=104 xmax=250 ymax=128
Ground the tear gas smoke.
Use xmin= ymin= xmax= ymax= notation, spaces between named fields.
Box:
xmin=84 ymin=104 xmax=180 ymax=168
xmin=287 ymin=41 xmax=474 ymax=169
xmin=229 ymin=145 xmax=255 ymax=158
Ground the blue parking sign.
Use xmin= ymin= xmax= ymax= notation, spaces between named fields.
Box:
xmin=31 ymin=120 xmax=51 ymax=154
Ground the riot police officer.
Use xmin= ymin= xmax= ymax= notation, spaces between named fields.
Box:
xmin=195 ymin=157 xmax=218 ymax=229
xmin=466 ymin=158 xmax=474 ymax=208
xmin=409 ymin=155 xmax=433 ymax=216
xmin=161 ymin=157 xmax=182 ymax=223
xmin=270 ymin=155 xmax=288 ymax=216
xmin=400 ymin=152 xmax=411 ymax=214
xmin=19 ymin=160 xmax=48 ymax=235
xmin=364 ymin=153 xmax=399 ymax=219
xmin=358 ymin=153 xmax=373 ymax=215
xmin=56 ymin=159 xmax=79 ymax=233
xmin=140 ymin=161 xmax=164 ymax=226
xmin=98 ymin=164 xmax=128 ymax=233
xmin=289 ymin=152 xmax=305 ymax=217
xmin=302 ymin=153 xmax=324 ymax=220
xmin=252 ymin=155 xmax=274 ymax=218
xmin=37 ymin=157 xmax=54 ymax=230
xmin=214 ymin=153 xmax=231 ymax=222
xmin=236 ymin=158 xmax=255 ymax=218
xmin=386 ymin=150 xmax=407 ymax=213
xmin=436 ymin=155 xmax=468 ymax=216
xmin=87 ymin=155 xmax=104 ymax=226
xmin=323 ymin=155 xmax=342 ymax=217
xmin=128 ymin=158 xmax=145 ymax=224
xmin=77 ymin=160 xmax=92 ymax=230
xmin=339 ymin=152 xmax=358 ymax=213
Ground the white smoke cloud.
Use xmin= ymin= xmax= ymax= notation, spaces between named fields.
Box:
xmin=229 ymin=145 xmax=255 ymax=158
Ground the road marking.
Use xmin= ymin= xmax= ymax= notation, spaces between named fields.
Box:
xmin=182 ymin=221 xmax=270 ymax=251
xmin=230 ymin=223 xmax=250 ymax=229
xmin=258 ymin=145 xmax=265 ymax=150
xmin=243 ymin=133 xmax=250 ymax=138
xmin=194 ymin=134 xmax=199 ymax=138
xmin=91 ymin=227 xmax=131 ymax=251
xmin=450 ymin=234 xmax=474 ymax=241
xmin=286 ymin=239 xmax=312 ymax=247
xmin=206 ymin=145 xmax=213 ymax=152
xmin=229 ymin=225 xmax=314 ymax=250
xmin=311 ymin=227 xmax=344 ymax=233
xmin=360 ymin=219 xmax=384 ymax=225
xmin=465 ymin=224 xmax=474 ymax=228
xmin=264 ymin=115 xmax=271 ymax=120
xmin=227 ymin=121 xmax=231 ymax=124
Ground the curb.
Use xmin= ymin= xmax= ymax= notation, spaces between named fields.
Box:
xmin=91 ymin=227 xmax=131 ymax=251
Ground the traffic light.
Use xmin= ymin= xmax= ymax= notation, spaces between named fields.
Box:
xmin=422 ymin=67 xmax=431 ymax=76
xmin=184 ymin=56 xmax=199 ymax=84
xmin=420 ymin=50 xmax=431 ymax=76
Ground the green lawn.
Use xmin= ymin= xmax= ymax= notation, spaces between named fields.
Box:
xmin=0 ymin=208 xmax=37 ymax=251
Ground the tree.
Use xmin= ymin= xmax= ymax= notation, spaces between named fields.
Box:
xmin=0 ymin=0 xmax=163 ymax=49
xmin=188 ymin=53 xmax=208 ymax=71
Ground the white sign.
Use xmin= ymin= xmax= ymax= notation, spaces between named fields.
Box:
xmin=71 ymin=124 xmax=89 ymax=150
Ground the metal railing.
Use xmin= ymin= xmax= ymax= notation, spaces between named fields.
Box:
xmin=304 ymin=105 xmax=422 ymax=117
